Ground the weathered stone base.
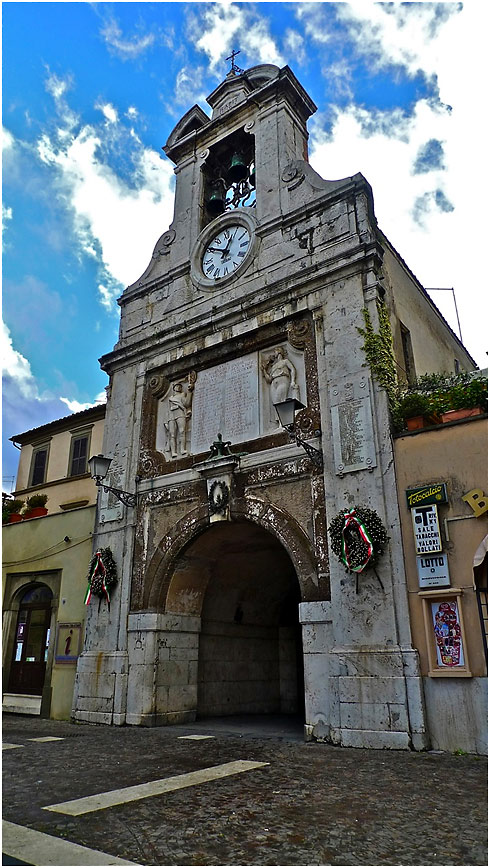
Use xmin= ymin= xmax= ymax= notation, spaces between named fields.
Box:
xmin=299 ymin=600 xmax=430 ymax=751
xmin=71 ymin=650 xmax=128 ymax=726
xmin=126 ymin=710 xmax=197 ymax=727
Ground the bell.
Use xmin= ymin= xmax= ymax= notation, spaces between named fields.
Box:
xmin=227 ymin=152 xmax=248 ymax=184
xmin=206 ymin=181 xmax=226 ymax=216
xmin=249 ymin=165 xmax=256 ymax=188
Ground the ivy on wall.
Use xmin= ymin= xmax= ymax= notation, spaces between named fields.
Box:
xmin=358 ymin=300 xmax=397 ymax=409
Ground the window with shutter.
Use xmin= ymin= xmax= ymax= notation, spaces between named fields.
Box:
xmin=70 ymin=435 xmax=89 ymax=476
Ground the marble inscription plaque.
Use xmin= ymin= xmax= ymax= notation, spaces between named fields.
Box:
xmin=190 ymin=354 xmax=259 ymax=455
xmin=330 ymin=376 xmax=377 ymax=474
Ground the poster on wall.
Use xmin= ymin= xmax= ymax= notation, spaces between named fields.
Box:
xmin=411 ymin=504 xmax=442 ymax=554
xmin=431 ymin=601 xmax=464 ymax=668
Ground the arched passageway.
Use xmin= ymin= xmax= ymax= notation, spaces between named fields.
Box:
xmin=167 ymin=520 xmax=304 ymax=720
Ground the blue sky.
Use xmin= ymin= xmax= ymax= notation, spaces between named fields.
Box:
xmin=2 ymin=1 xmax=488 ymax=488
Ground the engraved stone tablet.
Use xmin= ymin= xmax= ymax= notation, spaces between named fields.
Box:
xmin=190 ymin=354 xmax=260 ymax=455
xmin=330 ymin=375 xmax=377 ymax=474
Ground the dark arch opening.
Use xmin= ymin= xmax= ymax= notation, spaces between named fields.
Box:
xmin=168 ymin=520 xmax=304 ymax=721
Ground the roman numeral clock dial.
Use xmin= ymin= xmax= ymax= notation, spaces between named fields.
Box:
xmin=202 ymin=225 xmax=251 ymax=281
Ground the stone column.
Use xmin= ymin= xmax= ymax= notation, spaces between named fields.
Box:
xmin=126 ymin=612 xmax=201 ymax=726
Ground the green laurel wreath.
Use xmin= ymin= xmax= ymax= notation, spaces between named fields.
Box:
xmin=85 ymin=547 xmax=118 ymax=602
xmin=328 ymin=506 xmax=388 ymax=574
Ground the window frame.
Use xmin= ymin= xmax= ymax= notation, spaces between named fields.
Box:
xmin=67 ymin=427 xmax=92 ymax=478
xmin=28 ymin=442 xmax=50 ymax=488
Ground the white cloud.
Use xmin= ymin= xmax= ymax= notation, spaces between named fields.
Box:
xmin=191 ymin=2 xmax=283 ymax=73
xmin=2 ymin=126 xmax=15 ymax=151
xmin=97 ymin=102 xmax=118 ymax=124
xmin=2 ymin=204 xmax=13 ymax=250
xmin=175 ymin=67 xmax=207 ymax=108
xmin=1 ymin=320 xmax=37 ymax=400
xmin=283 ymin=28 xmax=306 ymax=66
xmin=35 ymin=89 xmax=175 ymax=310
xmin=60 ymin=392 xmax=106 ymax=413
xmin=334 ymin=2 xmax=460 ymax=81
xmin=100 ymin=16 xmax=155 ymax=60
xmin=308 ymin=2 xmax=489 ymax=368
xmin=45 ymin=70 xmax=72 ymax=101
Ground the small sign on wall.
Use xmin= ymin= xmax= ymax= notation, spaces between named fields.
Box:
xmin=411 ymin=504 xmax=442 ymax=554
xmin=406 ymin=483 xmax=448 ymax=509
xmin=55 ymin=623 xmax=82 ymax=663
xmin=417 ymin=554 xmax=450 ymax=589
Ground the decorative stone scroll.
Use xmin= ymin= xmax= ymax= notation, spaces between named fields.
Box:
xmin=330 ymin=375 xmax=377 ymax=475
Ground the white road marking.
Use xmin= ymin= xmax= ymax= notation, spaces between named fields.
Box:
xmin=2 ymin=820 xmax=140 ymax=865
xmin=28 ymin=736 xmax=65 ymax=742
xmin=178 ymin=734 xmax=215 ymax=740
xmin=2 ymin=743 xmax=23 ymax=750
xmin=43 ymin=759 xmax=269 ymax=816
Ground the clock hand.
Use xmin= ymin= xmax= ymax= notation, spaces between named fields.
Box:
xmin=221 ymin=228 xmax=237 ymax=258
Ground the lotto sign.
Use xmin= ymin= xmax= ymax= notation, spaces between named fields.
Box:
xmin=411 ymin=504 xmax=442 ymax=554
xmin=417 ymin=554 xmax=450 ymax=588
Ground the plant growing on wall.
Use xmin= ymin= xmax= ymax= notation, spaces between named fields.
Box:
xmin=357 ymin=301 xmax=398 ymax=410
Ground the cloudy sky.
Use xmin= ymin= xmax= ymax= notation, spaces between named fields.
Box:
xmin=2 ymin=1 xmax=488 ymax=488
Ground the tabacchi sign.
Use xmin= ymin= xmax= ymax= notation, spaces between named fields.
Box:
xmin=411 ymin=504 xmax=443 ymax=554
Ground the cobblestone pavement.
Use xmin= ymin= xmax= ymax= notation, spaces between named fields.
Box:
xmin=2 ymin=714 xmax=487 ymax=866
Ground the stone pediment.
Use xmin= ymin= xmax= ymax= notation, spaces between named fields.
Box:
xmin=165 ymin=105 xmax=210 ymax=152
xmin=207 ymin=64 xmax=280 ymax=120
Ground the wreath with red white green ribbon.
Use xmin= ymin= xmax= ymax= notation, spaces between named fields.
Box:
xmin=84 ymin=548 xmax=118 ymax=607
xmin=328 ymin=507 xmax=388 ymax=587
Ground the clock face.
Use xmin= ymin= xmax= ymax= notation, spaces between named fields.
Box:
xmin=201 ymin=225 xmax=251 ymax=280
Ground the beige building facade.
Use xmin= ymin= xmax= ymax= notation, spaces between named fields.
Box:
xmin=2 ymin=405 xmax=105 ymax=719
xmin=71 ymin=64 xmax=478 ymax=750
xmin=394 ymin=416 xmax=487 ymax=753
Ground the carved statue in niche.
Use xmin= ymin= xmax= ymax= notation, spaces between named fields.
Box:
xmin=163 ymin=380 xmax=194 ymax=458
xmin=261 ymin=347 xmax=300 ymax=408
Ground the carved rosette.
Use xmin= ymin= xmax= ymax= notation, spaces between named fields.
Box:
xmin=138 ymin=448 xmax=166 ymax=479
xmin=296 ymin=408 xmax=321 ymax=439
xmin=148 ymin=373 xmax=170 ymax=399
xmin=287 ymin=318 xmax=311 ymax=349
xmin=281 ymin=165 xmax=305 ymax=190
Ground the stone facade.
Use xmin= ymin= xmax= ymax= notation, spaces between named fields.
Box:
xmin=72 ymin=65 xmax=475 ymax=748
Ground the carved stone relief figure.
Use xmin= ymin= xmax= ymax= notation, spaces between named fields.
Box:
xmin=261 ymin=347 xmax=300 ymax=407
xmin=162 ymin=378 xmax=195 ymax=458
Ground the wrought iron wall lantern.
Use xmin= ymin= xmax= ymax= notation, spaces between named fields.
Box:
xmin=88 ymin=454 xmax=137 ymax=508
xmin=273 ymin=399 xmax=324 ymax=470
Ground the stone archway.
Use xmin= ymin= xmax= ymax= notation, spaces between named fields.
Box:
xmin=127 ymin=508 xmax=316 ymax=726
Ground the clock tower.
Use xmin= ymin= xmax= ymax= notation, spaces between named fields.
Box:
xmin=73 ymin=64 xmax=472 ymax=748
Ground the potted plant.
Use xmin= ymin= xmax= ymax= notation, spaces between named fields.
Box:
xmin=441 ymin=376 xmax=488 ymax=422
xmin=2 ymin=499 xmax=25 ymax=524
xmin=396 ymin=392 xmax=435 ymax=430
xmin=23 ymin=493 xmax=48 ymax=519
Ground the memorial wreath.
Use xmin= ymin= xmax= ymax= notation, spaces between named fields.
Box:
xmin=328 ymin=506 xmax=388 ymax=585
xmin=84 ymin=547 xmax=118 ymax=607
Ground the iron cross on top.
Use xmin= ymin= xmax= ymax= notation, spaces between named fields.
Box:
xmin=226 ymin=49 xmax=243 ymax=75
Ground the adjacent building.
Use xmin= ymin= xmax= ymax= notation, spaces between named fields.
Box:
xmin=394 ymin=414 xmax=487 ymax=753
xmin=2 ymin=405 xmax=105 ymax=718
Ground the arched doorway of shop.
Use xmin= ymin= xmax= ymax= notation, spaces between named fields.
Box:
xmin=7 ymin=584 xmax=53 ymax=696
xmin=167 ymin=520 xmax=304 ymax=722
